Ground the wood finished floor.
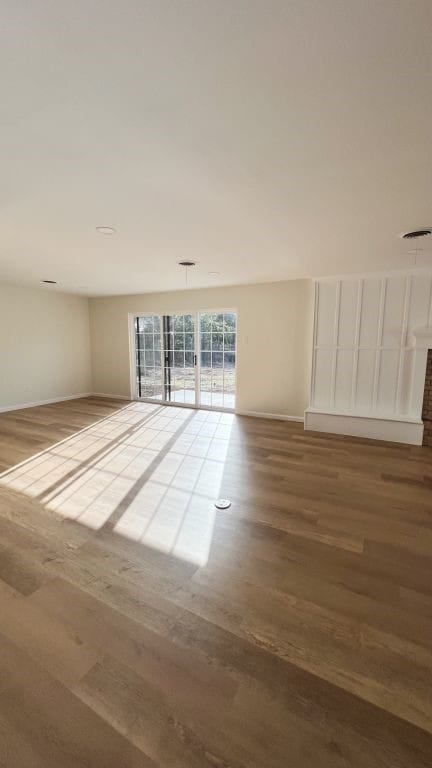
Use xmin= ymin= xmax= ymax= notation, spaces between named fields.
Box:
xmin=0 ymin=396 xmax=431 ymax=767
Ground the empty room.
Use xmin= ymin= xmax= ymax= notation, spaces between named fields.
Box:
xmin=1 ymin=2 xmax=432 ymax=766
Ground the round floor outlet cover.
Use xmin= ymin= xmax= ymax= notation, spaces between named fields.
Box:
xmin=215 ymin=499 xmax=231 ymax=509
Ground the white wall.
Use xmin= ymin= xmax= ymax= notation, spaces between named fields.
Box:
xmin=89 ymin=280 xmax=314 ymax=418
xmin=0 ymin=284 xmax=92 ymax=410
xmin=306 ymin=272 xmax=432 ymax=443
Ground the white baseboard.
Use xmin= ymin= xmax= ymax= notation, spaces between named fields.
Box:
xmin=304 ymin=408 xmax=424 ymax=445
xmin=236 ymin=410 xmax=304 ymax=422
xmin=91 ymin=392 xmax=131 ymax=401
xmin=0 ymin=393 xmax=92 ymax=414
xmin=91 ymin=396 xmax=304 ymax=422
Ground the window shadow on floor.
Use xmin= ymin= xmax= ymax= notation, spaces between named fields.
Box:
xmin=0 ymin=402 xmax=236 ymax=568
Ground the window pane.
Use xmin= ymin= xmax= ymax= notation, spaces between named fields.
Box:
xmin=201 ymin=333 xmax=211 ymax=351
xmin=142 ymin=370 xmax=154 ymax=393
xmin=184 ymin=367 xmax=195 ymax=390
xmin=224 ymin=332 xmax=235 ymax=350
xmin=201 ymin=351 xmax=211 ymax=367
xmin=224 ymin=312 xmax=236 ymax=329
xmin=200 ymin=313 xmax=212 ymax=333
xmin=211 ymin=332 xmax=223 ymax=351
xmin=154 ymin=333 xmax=161 ymax=349
xmin=144 ymin=333 xmax=154 ymax=350
xmin=185 ymin=351 xmax=194 ymax=367
xmin=155 ymin=384 xmax=164 ymax=399
xmin=184 ymin=314 xmax=194 ymax=332
xmin=211 ymin=368 xmax=223 ymax=394
xmin=174 ymin=333 xmax=184 ymax=350
xmin=212 ymin=352 xmax=223 ymax=368
xmin=214 ymin=313 xmax=224 ymax=329
xmin=143 ymin=316 xmax=154 ymax=332
xmin=223 ymin=370 xmax=236 ymax=393
xmin=136 ymin=334 xmax=144 ymax=350
xmin=172 ymin=373 xmax=185 ymax=400
xmin=174 ymin=351 xmax=184 ymax=367
xmin=200 ymin=367 xmax=212 ymax=402
xmin=145 ymin=351 xmax=155 ymax=367
xmin=173 ymin=315 xmax=184 ymax=332
xmin=184 ymin=333 xmax=194 ymax=350
xmin=200 ymin=390 xmax=212 ymax=406
xmin=224 ymin=351 xmax=235 ymax=368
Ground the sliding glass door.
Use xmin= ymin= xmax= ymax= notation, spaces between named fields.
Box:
xmin=134 ymin=310 xmax=236 ymax=410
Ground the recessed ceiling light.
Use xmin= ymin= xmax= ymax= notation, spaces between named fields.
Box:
xmin=208 ymin=271 xmax=220 ymax=276
xmin=96 ymin=226 xmax=116 ymax=235
xmin=41 ymin=279 xmax=58 ymax=284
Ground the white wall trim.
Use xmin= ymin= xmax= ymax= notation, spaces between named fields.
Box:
xmin=236 ymin=409 xmax=304 ymax=422
xmin=304 ymin=408 xmax=424 ymax=445
xmin=91 ymin=392 xmax=131 ymax=401
xmin=312 ymin=266 xmax=432 ymax=282
xmin=0 ymin=393 xmax=92 ymax=414
xmin=350 ymin=279 xmax=363 ymax=409
xmin=89 ymin=396 xmax=304 ymax=423
xmin=330 ymin=280 xmax=341 ymax=408
xmin=308 ymin=281 xmax=318 ymax=407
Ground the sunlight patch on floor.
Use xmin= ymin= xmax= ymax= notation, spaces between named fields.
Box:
xmin=0 ymin=402 xmax=234 ymax=566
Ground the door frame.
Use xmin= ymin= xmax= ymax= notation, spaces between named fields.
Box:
xmin=128 ymin=309 xmax=237 ymax=413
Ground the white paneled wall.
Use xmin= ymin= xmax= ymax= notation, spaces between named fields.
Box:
xmin=309 ymin=273 xmax=432 ymax=424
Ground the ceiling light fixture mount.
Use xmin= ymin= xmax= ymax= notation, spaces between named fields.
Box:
xmin=177 ymin=260 xmax=197 ymax=287
xmin=41 ymin=279 xmax=58 ymax=284
xmin=400 ymin=228 xmax=432 ymax=240
xmin=96 ymin=226 xmax=116 ymax=235
xmin=400 ymin=228 xmax=432 ymax=266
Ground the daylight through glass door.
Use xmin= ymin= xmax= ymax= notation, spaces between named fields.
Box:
xmin=163 ymin=313 xmax=196 ymax=404
xmin=199 ymin=312 xmax=236 ymax=408
xmin=135 ymin=314 xmax=196 ymax=404
xmin=134 ymin=311 xmax=236 ymax=409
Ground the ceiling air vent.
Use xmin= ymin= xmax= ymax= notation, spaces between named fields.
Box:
xmin=401 ymin=229 xmax=432 ymax=239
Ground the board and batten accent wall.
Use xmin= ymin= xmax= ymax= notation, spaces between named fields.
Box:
xmin=305 ymin=272 xmax=432 ymax=444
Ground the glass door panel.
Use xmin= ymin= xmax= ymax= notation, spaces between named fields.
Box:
xmin=135 ymin=316 xmax=163 ymax=399
xmin=162 ymin=313 xmax=196 ymax=404
xmin=199 ymin=312 xmax=237 ymax=408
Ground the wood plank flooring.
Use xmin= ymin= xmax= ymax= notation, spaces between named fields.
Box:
xmin=0 ymin=396 xmax=431 ymax=767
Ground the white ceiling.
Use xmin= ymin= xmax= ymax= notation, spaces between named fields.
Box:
xmin=1 ymin=1 xmax=432 ymax=296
